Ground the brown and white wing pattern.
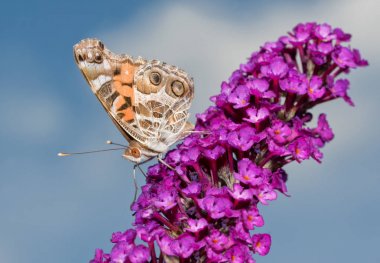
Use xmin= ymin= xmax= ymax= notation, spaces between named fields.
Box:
xmin=132 ymin=61 xmax=194 ymax=152
xmin=73 ymin=38 xmax=194 ymax=161
xmin=73 ymin=38 xmax=146 ymax=143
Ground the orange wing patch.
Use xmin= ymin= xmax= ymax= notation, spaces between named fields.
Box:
xmin=114 ymin=95 xmax=134 ymax=121
xmin=111 ymin=62 xmax=140 ymax=122
xmin=113 ymin=62 xmax=136 ymax=85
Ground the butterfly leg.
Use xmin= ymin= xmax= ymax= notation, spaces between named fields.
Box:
xmin=157 ymin=155 xmax=175 ymax=170
xmin=135 ymin=163 xmax=147 ymax=178
xmin=183 ymin=130 xmax=211 ymax=135
xmin=135 ymin=156 xmax=156 ymax=177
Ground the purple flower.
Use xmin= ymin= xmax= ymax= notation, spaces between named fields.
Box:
xmin=90 ymin=249 xmax=107 ymax=263
xmin=328 ymin=77 xmax=354 ymax=106
xmin=271 ymin=169 xmax=288 ymax=194
xmin=262 ymin=41 xmax=284 ymax=53
xmin=317 ymin=42 xmax=334 ymax=54
xmin=203 ymin=145 xmax=226 ymax=160
xmin=221 ymin=81 xmax=233 ymax=96
xmin=332 ymin=46 xmax=358 ymax=68
xmin=111 ymin=229 xmax=136 ymax=243
xmin=128 ymin=245 xmax=150 ymax=263
xmin=243 ymin=107 xmax=270 ymax=124
xmin=228 ymin=183 xmax=254 ymax=203
xmin=185 ymin=218 xmax=208 ymax=233
xmin=268 ymin=138 xmax=290 ymax=156
xmin=206 ymin=229 xmax=234 ymax=252
xmin=314 ymin=23 xmax=333 ymax=40
xmin=288 ymin=22 xmax=314 ymax=45
xmin=252 ymin=234 xmax=271 ymax=256
xmin=307 ymin=76 xmax=325 ymax=101
xmin=234 ymin=158 xmax=264 ymax=187
xmin=154 ymin=190 xmax=177 ymax=210
xmin=199 ymin=195 xmax=233 ymax=219
xmin=225 ymin=244 xmax=253 ymax=263
xmin=330 ymin=78 xmax=349 ymax=97
xmin=170 ymin=234 xmax=198 ymax=258
xmin=232 ymin=221 xmax=253 ymax=245
xmin=254 ymin=184 xmax=277 ymax=205
xmin=206 ymin=246 xmax=227 ymax=262
xmin=333 ymin=27 xmax=351 ymax=42
xmin=261 ymin=57 xmax=289 ymax=79
xmin=181 ymin=146 xmax=201 ymax=164
xmin=267 ymin=120 xmax=292 ymax=144
xmin=247 ymin=79 xmax=275 ymax=98
xmin=182 ymin=182 xmax=202 ymax=197
xmin=279 ymin=69 xmax=307 ymax=95
xmin=166 ymin=149 xmax=181 ymax=166
xmin=228 ymin=85 xmax=251 ymax=108
xmin=136 ymin=221 xmax=163 ymax=243
xmin=228 ymin=126 xmax=261 ymax=151
xmin=156 ymin=234 xmax=175 ymax=256
xmin=109 ymin=242 xmax=134 ymax=263
xmin=288 ymin=137 xmax=312 ymax=162
xmin=314 ymin=114 xmax=334 ymax=142
xmin=309 ymin=41 xmax=334 ymax=65
xmin=353 ymin=49 xmax=368 ymax=67
xmin=242 ymin=206 xmax=264 ymax=230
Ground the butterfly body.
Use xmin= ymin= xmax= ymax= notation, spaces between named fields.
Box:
xmin=74 ymin=39 xmax=194 ymax=163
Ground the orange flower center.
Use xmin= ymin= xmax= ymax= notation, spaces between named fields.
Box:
xmin=295 ymin=148 xmax=301 ymax=155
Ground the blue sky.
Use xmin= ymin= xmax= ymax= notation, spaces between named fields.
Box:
xmin=1 ymin=0 xmax=379 ymax=262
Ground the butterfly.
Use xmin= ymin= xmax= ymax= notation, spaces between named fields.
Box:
xmin=73 ymin=38 xmax=194 ymax=164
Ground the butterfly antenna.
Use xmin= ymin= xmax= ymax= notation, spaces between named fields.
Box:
xmin=106 ymin=140 xmax=128 ymax=147
xmin=58 ymin=147 xmax=126 ymax=157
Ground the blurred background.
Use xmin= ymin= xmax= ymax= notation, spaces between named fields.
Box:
xmin=0 ymin=0 xmax=378 ymax=262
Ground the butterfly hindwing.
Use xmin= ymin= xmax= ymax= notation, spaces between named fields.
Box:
xmin=132 ymin=61 xmax=194 ymax=149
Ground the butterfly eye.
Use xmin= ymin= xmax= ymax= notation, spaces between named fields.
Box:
xmin=149 ymin=72 xmax=161 ymax=85
xmin=76 ymin=53 xmax=85 ymax=62
xmin=171 ymin=80 xmax=185 ymax=97
xmin=131 ymin=147 xmax=141 ymax=158
xmin=94 ymin=52 xmax=103 ymax=63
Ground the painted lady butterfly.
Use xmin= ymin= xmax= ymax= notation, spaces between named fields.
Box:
xmin=73 ymin=39 xmax=194 ymax=163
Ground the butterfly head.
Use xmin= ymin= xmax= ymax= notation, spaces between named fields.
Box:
xmin=122 ymin=141 xmax=157 ymax=163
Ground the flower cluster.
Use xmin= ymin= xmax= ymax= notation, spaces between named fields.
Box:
xmin=91 ymin=22 xmax=367 ymax=262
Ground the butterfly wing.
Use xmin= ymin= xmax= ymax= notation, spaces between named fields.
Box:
xmin=73 ymin=38 xmax=148 ymax=144
xmin=132 ymin=61 xmax=194 ymax=152
xmin=74 ymin=38 xmax=194 ymax=156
